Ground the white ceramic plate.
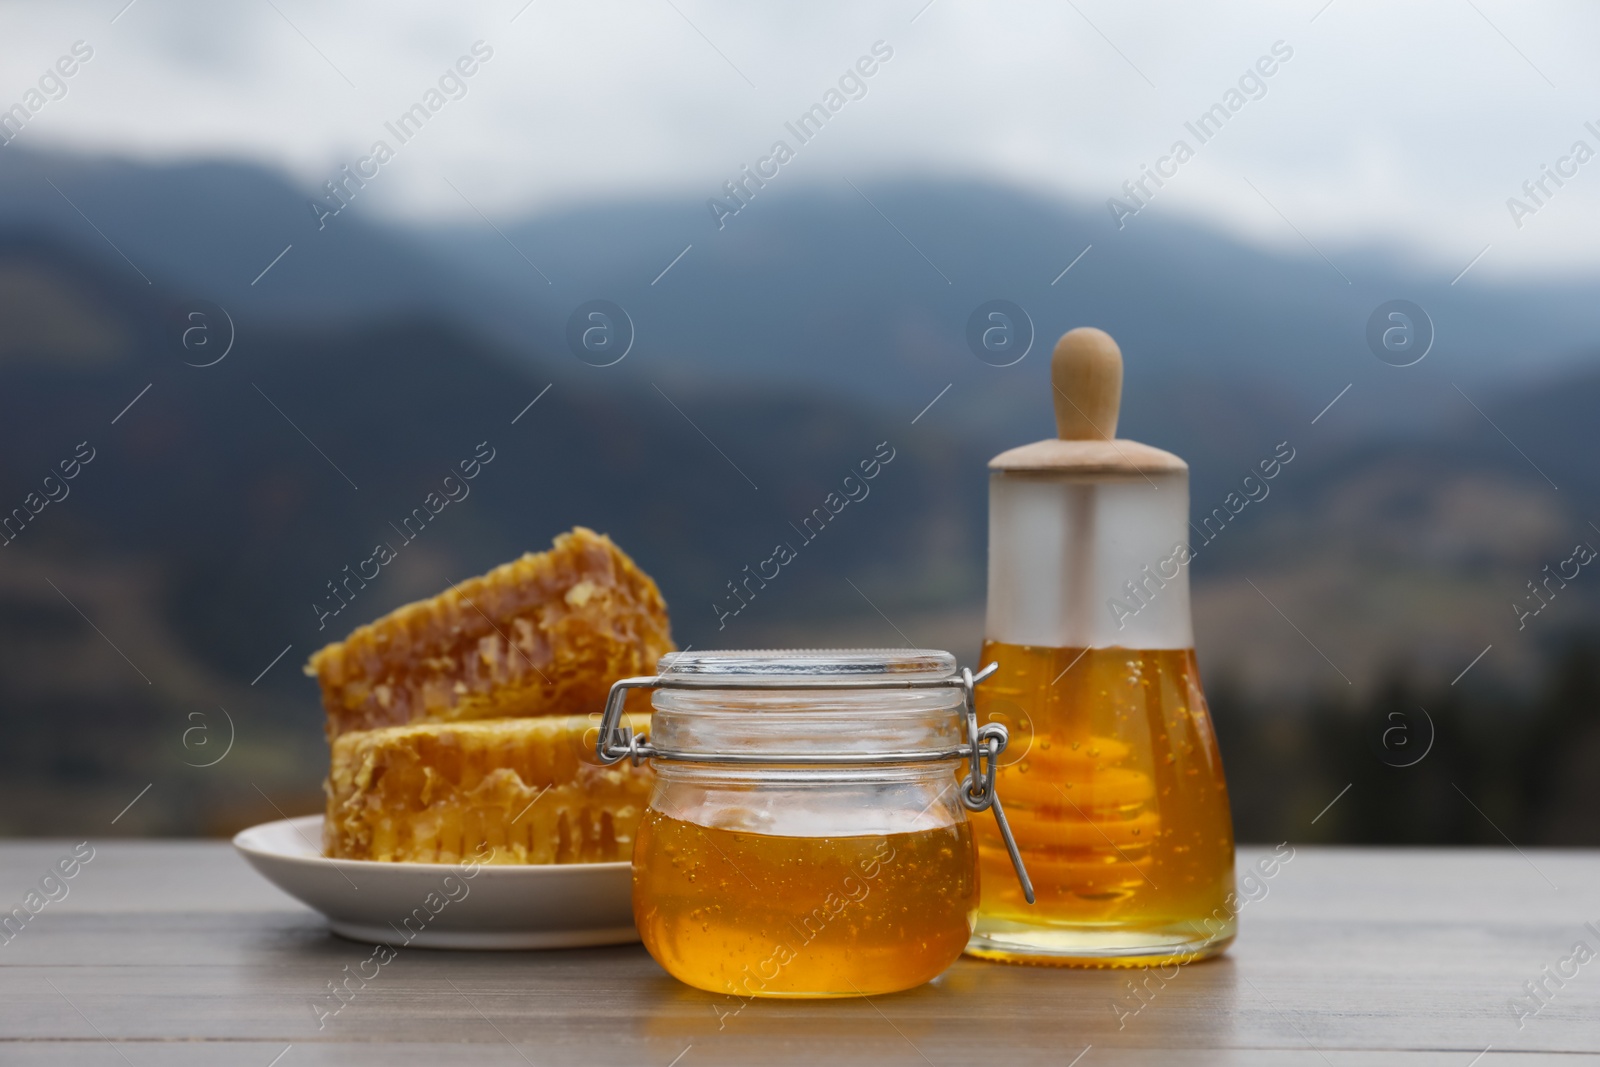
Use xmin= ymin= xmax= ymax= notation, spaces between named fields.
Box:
xmin=233 ymin=815 xmax=638 ymax=949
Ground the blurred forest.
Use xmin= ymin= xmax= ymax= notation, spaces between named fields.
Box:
xmin=1213 ymin=635 xmax=1600 ymax=846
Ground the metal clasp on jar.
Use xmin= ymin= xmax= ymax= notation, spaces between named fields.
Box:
xmin=597 ymin=661 xmax=1035 ymax=904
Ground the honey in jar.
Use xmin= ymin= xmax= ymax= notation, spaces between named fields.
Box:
xmin=968 ymin=328 xmax=1236 ymax=966
xmin=633 ymin=812 xmax=977 ymax=997
xmin=601 ymin=649 xmax=1022 ymax=998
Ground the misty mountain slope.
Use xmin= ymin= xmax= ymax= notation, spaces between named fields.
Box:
xmin=6 ymin=234 xmax=1597 ymax=702
xmin=432 ymin=179 xmax=1600 ymax=421
xmin=1189 ymin=377 xmax=1599 ymax=696
xmin=0 ymin=149 xmax=492 ymax=325
xmin=4 ymin=146 xmax=1597 ymax=452
xmin=3 ymin=235 xmax=1600 ymax=837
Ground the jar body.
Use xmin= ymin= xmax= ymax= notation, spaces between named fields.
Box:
xmin=633 ymin=766 xmax=977 ymax=997
xmin=630 ymin=657 xmax=980 ymax=998
xmin=973 ymin=470 xmax=1236 ymax=966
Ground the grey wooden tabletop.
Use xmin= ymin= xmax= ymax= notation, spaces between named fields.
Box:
xmin=2 ymin=841 xmax=1597 ymax=1065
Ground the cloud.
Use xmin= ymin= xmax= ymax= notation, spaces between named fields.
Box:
xmin=4 ymin=0 xmax=1600 ymax=278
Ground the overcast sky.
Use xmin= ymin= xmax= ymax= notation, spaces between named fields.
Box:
xmin=4 ymin=0 xmax=1599 ymax=280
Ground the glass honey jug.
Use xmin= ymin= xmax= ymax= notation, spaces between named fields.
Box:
xmin=967 ymin=327 xmax=1236 ymax=967
xmin=596 ymin=649 xmax=1033 ymax=997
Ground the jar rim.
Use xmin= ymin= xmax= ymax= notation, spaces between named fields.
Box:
xmin=657 ymin=648 xmax=957 ymax=685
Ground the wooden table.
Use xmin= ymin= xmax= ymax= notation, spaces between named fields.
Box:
xmin=2 ymin=842 xmax=1597 ymax=1065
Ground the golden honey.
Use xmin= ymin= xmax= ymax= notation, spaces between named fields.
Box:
xmin=968 ymin=641 xmax=1235 ymax=966
xmin=632 ymin=810 xmax=978 ymax=997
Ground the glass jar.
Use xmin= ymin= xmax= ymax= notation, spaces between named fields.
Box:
xmin=596 ymin=649 xmax=1030 ymax=999
xmin=970 ymin=327 xmax=1236 ymax=967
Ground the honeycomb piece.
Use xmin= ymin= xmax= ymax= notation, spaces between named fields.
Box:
xmin=307 ymin=527 xmax=674 ymax=739
xmin=325 ymin=714 xmax=653 ymax=864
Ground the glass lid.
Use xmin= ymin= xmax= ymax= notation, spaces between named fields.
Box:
xmin=656 ymin=648 xmax=957 ymax=685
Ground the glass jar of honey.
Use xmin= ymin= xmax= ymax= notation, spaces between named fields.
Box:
xmin=596 ymin=649 xmax=1033 ymax=998
xmin=970 ymin=327 xmax=1236 ymax=967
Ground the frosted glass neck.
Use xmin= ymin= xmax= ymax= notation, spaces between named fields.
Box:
xmin=986 ymin=470 xmax=1194 ymax=650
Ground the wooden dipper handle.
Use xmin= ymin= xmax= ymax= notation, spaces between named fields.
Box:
xmin=1052 ymin=327 xmax=1123 ymax=440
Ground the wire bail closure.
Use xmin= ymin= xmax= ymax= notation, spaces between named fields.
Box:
xmin=596 ymin=660 xmax=1035 ymax=904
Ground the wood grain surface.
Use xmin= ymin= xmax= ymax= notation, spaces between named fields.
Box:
xmin=2 ymin=843 xmax=1598 ymax=1065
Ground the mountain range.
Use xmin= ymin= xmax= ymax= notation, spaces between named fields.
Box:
xmin=1 ymin=145 xmax=1597 ymax=838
